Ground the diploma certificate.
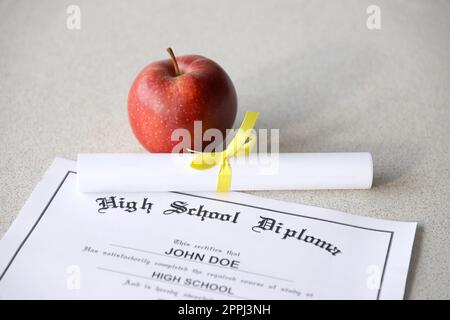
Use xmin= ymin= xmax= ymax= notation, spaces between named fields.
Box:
xmin=0 ymin=159 xmax=416 ymax=299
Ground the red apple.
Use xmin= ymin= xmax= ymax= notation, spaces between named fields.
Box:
xmin=128 ymin=48 xmax=237 ymax=153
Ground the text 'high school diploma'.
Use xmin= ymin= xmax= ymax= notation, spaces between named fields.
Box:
xmin=0 ymin=159 xmax=416 ymax=299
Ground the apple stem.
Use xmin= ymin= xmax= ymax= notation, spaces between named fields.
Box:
xmin=166 ymin=47 xmax=181 ymax=76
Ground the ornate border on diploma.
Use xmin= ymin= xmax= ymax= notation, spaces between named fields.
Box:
xmin=0 ymin=171 xmax=75 ymax=283
xmin=0 ymin=171 xmax=394 ymax=300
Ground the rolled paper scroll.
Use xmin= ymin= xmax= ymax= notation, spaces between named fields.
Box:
xmin=77 ymin=153 xmax=373 ymax=192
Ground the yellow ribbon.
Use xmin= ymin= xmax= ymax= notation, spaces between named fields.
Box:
xmin=189 ymin=111 xmax=260 ymax=192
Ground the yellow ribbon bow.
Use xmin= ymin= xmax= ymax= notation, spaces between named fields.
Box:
xmin=189 ymin=111 xmax=260 ymax=192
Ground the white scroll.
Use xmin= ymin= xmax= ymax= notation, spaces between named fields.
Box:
xmin=77 ymin=153 xmax=373 ymax=192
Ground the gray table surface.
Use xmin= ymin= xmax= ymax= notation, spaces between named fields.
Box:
xmin=0 ymin=0 xmax=449 ymax=299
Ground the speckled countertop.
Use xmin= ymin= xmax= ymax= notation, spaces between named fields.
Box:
xmin=0 ymin=0 xmax=449 ymax=299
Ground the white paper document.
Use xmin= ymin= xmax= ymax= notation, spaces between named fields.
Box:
xmin=77 ymin=153 xmax=373 ymax=192
xmin=0 ymin=158 xmax=416 ymax=299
